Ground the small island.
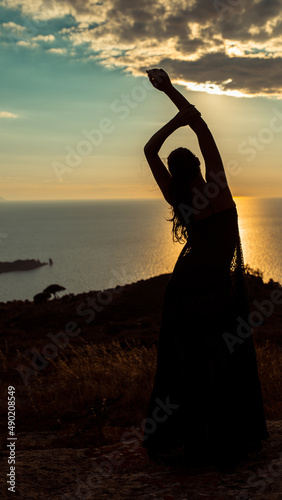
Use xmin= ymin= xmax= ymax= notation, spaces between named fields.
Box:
xmin=0 ymin=259 xmax=48 ymax=273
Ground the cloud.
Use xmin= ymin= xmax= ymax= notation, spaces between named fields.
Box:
xmin=47 ymin=47 xmax=67 ymax=54
xmin=32 ymin=34 xmax=55 ymax=42
xmin=1 ymin=21 xmax=26 ymax=33
xmin=0 ymin=111 xmax=18 ymax=118
xmin=16 ymin=40 xmax=39 ymax=48
xmin=2 ymin=0 xmax=282 ymax=97
xmin=157 ymin=52 xmax=282 ymax=96
xmin=1 ymin=0 xmax=75 ymax=20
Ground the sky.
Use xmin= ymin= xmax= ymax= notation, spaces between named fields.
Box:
xmin=0 ymin=0 xmax=282 ymax=200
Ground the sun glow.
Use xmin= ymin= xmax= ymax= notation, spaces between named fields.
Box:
xmin=175 ymin=80 xmax=247 ymax=98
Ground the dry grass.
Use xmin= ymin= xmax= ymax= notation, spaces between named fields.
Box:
xmin=256 ymin=340 xmax=282 ymax=420
xmin=1 ymin=335 xmax=279 ymax=432
xmin=3 ymin=341 xmax=157 ymax=431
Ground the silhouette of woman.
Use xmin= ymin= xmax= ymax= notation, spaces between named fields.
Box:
xmin=142 ymin=68 xmax=268 ymax=469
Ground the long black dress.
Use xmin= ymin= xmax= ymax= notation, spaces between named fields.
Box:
xmin=142 ymin=203 xmax=268 ymax=465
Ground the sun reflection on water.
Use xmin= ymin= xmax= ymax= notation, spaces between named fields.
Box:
xmin=235 ymin=197 xmax=282 ymax=283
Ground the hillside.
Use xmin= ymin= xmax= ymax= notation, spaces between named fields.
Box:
xmin=0 ymin=269 xmax=281 ymax=499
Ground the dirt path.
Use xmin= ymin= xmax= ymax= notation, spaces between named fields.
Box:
xmin=1 ymin=421 xmax=281 ymax=500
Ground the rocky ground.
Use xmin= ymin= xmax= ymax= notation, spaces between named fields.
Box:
xmin=0 ymin=421 xmax=281 ymax=499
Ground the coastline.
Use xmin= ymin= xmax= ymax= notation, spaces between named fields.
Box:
xmin=0 ymin=268 xmax=281 ymax=341
xmin=0 ymin=197 xmax=282 ymax=302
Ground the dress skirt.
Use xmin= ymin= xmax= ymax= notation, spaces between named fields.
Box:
xmin=142 ymin=206 xmax=268 ymax=465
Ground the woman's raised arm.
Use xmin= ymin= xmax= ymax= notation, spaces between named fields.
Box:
xmin=146 ymin=68 xmax=191 ymax=111
xmin=147 ymin=69 xmax=229 ymax=182
xmin=144 ymin=107 xmax=201 ymax=204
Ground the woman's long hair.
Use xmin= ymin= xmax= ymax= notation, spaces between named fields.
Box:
xmin=167 ymin=148 xmax=201 ymax=243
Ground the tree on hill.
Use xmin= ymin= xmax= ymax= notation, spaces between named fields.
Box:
xmin=33 ymin=292 xmax=51 ymax=304
xmin=43 ymin=284 xmax=66 ymax=299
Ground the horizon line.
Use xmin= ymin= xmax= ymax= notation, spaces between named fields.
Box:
xmin=0 ymin=195 xmax=282 ymax=202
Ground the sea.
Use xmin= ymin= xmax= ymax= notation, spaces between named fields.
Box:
xmin=0 ymin=197 xmax=281 ymax=303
